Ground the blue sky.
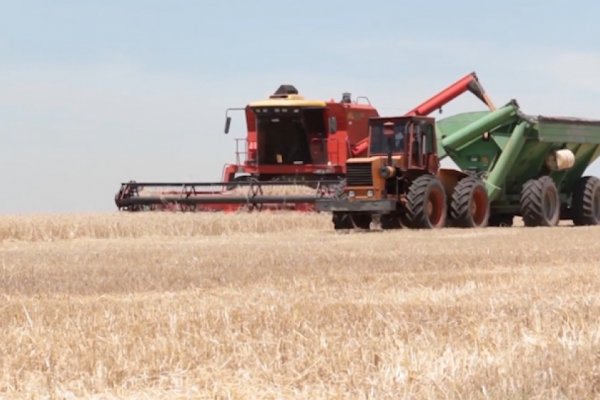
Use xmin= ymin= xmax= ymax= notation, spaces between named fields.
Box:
xmin=1 ymin=0 xmax=600 ymax=213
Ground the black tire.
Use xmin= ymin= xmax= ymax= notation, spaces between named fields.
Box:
xmin=381 ymin=213 xmax=402 ymax=229
xmin=488 ymin=214 xmax=514 ymax=227
xmin=405 ymin=175 xmax=447 ymax=229
xmin=520 ymin=176 xmax=560 ymax=227
xmin=332 ymin=212 xmax=353 ymax=230
xmin=450 ymin=177 xmax=490 ymax=228
xmin=350 ymin=213 xmax=371 ymax=229
xmin=572 ymin=176 xmax=600 ymax=226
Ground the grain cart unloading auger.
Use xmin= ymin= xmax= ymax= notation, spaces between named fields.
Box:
xmin=115 ymin=73 xmax=494 ymax=212
xmin=317 ymin=100 xmax=600 ymax=229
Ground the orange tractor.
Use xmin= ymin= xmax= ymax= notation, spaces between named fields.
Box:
xmin=115 ymin=73 xmax=494 ymax=212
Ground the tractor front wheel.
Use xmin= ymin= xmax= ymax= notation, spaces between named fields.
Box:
xmin=332 ymin=212 xmax=353 ymax=230
xmin=571 ymin=176 xmax=600 ymax=226
xmin=405 ymin=175 xmax=447 ymax=229
xmin=520 ymin=176 xmax=560 ymax=227
xmin=381 ymin=213 xmax=403 ymax=229
xmin=350 ymin=213 xmax=372 ymax=229
xmin=450 ymin=177 xmax=489 ymax=228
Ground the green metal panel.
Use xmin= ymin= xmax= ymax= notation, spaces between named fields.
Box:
xmin=536 ymin=117 xmax=600 ymax=144
xmin=441 ymin=102 xmax=519 ymax=152
xmin=436 ymin=111 xmax=489 ymax=158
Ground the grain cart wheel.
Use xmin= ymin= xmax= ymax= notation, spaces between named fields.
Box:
xmin=520 ymin=176 xmax=560 ymax=227
xmin=572 ymin=176 xmax=600 ymax=225
xmin=332 ymin=212 xmax=353 ymax=230
xmin=450 ymin=177 xmax=490 ymax=228
xmin=350 ymin=213 xmax=372 ymax=229
xmin=406 ymin=175 xmax=447 ymax=229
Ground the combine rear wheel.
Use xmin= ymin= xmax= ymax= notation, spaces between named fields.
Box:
xmin=520 ymin=176 xmax=560 ymax=227
xmin=449 ymin=177 xmax=489 ymax=228
xmin=405 ymin=175 xmax=447 ymax=229
xmin=571 ymin=176 xmax=600 ymax=225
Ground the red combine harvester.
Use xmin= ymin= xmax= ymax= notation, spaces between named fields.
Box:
xmin=115 ymin=73 xmax=495 ymax=211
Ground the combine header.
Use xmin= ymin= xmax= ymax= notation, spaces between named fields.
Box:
xmin=115 ymin=73 xmax=495 ymax=212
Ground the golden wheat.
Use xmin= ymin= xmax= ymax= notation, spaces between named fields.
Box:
xmin=1 ymin=213 xmax=599 ymax=399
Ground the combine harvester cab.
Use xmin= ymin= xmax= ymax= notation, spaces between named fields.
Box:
xmin=437 ymin=102 xmax=600 ymax=227
xmin=115 ymin=85 xmax=379 ymax=212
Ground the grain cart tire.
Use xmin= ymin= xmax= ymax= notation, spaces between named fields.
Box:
xmin=450 ymin=177 xmax=490 ymax=228
xmin=350 ymin=213 xmax=372 ymax=230
xmin=520 ymin=176 xmax=560 ymax=227
xmin=405 ymin=175 xmax=447 ymax=229
xmin=572 ymin=176 xmax=600 ymax=226
xmin=332 ymin=212 xmax=353 ymax=230
xmin=488 ymin=214 xmax=514 ymax=227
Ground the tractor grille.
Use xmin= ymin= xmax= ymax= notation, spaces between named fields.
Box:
xmin=346 ymin=163 xmax=373 ymax=186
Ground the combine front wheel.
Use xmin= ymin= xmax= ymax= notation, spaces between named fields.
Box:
xmin=449 ymin=177 xmax=489 ymax=228
xmin=571 ymin=176 xmax=600 ymax=226
xmin=405 ymin=175 xmax=447 ymax=229
xmin=520 ymin=176 xmax=560 ymax=227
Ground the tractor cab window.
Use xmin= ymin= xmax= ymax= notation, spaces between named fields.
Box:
xmin=369 ymin=123 xmax=406 ymax=155
xmin=419 ymin=123 xmax=435 ymax=154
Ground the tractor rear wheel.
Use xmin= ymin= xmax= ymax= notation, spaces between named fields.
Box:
xmin=520 ymin=176 xmax=560 ymax=227
xmin=405 ymin=175 xmax=447 ymax=229
xmin=571 ymin=176 xmax=600 ymax=225
xmin=450 ymin=177 xmax=489 ymax=228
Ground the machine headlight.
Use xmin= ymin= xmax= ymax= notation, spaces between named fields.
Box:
xmin=348 ymin=190 xmax=356 ymax=198
xmin=379 ymin=166 xmax=396 ymax=179
xmin=366 ymin=190 xmax=374 ymax=198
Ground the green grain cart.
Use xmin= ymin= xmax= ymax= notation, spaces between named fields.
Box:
xmin=438 ymin=100 xmax=600 ymax=227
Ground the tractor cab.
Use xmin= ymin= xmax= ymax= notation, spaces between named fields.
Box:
xmin=344 ymin=116 xmax=439 ymax=194
xmin=367 ymin=116 xmax=438 ymax=172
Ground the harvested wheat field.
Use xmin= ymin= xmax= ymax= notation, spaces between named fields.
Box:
xmin=1 ymin=212 xmax=600 ymax=399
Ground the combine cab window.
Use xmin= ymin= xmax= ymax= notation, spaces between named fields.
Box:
xmin=369 ymin=124 xmax=406 ymax=155
xmin=255 ymin=108 xmax=325 ymax=165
